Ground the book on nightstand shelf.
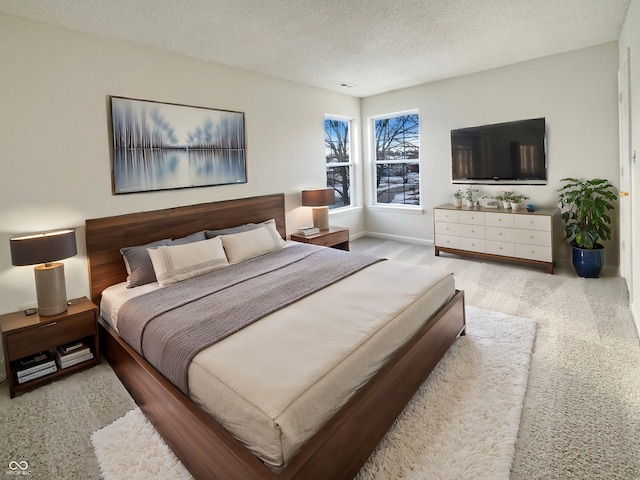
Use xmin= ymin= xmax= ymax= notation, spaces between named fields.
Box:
xmin=16 ymin=352 xmax=57 ymax=383
xmin=297 ymin=226 xmax=320 ymax=236
xmin=55 ymin=342 xmax=94 ymax=369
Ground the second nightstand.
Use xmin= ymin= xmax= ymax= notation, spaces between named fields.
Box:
xmin=290 ymin=227 xmax=350 ymax=251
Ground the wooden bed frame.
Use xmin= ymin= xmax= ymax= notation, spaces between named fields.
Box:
xmin=85 ymin=193 xmax=466 ymax=480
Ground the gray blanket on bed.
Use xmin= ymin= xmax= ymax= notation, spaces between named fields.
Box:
xmin=117 ymin=243 xmax=383 ymax=394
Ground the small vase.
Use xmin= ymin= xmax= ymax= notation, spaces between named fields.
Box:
xmin=511 ymin=202 xmax=521 ymax=211
xmin=502 ymin=201 xmax=511 ymax=209
xmin=466 ymin=200 xmax=474 ymax=208
xmin=454 ymin=198 xmax=462 ymax=208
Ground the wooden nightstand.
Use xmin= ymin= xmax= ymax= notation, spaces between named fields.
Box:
xmin=290 ymin=227 xmax=350 ymax=251
xmin=1 ymin=297 xmax=100 ymax=398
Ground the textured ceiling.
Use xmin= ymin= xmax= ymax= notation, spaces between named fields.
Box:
xmin=0 ymin=0 xmax=631 ymax=97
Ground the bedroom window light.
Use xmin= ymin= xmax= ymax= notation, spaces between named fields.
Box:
xmin=373 ymin=112 xmax=420 ymax=205
xmin=325 ymin=116 xmax=353 ymax=209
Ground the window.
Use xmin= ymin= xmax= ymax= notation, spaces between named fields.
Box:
xmin=325 ymin=117 xmax=353 ymax=208
xmin=373 ymin=113 xmax=420 ymax=205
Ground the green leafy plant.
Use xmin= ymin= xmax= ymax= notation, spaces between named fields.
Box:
xmin=557 ymin=178 xmax=617 ymax=249
xmin=464 ymin=186 xmax=479 ymax=202
xmin=495 ymin=191 xmax=513 ymax=202
xmin=453 ymin=189 xmax=464 ymax=199
xmin=509 ymin=194 xmax=529 ymax=204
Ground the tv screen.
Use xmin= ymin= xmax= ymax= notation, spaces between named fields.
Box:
xmin=451 ymin=117 xmax=546 ymax=184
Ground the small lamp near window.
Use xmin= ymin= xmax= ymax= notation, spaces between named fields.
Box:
xmin=301 ymin=188 xmax=335 ymax=231
xmin=10 ymin=229 xmax=77 ymax=316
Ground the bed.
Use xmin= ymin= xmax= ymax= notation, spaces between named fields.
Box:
xmin=86 ymin=193 xmax=466 ymax=480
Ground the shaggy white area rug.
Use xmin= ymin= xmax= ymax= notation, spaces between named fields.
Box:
xmin=91 ymin=306 xmax=536 ymax=480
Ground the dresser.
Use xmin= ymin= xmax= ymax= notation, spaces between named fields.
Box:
xmin=434 ymin=204 xmax=557 ymax=273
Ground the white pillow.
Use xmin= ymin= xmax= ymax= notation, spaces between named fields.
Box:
xmin=221 ymin=224 xmax=284 ymax=264
xmin=147 ymin=236 xmax=229 ymax=286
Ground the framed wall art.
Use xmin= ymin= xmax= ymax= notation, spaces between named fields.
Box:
xmin=109 ymin=96 xmax=247 ymax=194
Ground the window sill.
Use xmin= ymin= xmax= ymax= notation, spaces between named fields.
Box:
xmin=329 ymin=206 xmax=363 ymax=217
xmin=367 ymin=204 xmax=424 ymax=215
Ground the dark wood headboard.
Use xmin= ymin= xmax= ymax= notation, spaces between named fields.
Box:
xmin=85 ymin=193 xmax=286 ymax=305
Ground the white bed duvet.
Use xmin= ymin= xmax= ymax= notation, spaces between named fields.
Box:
xmin=101 ymin=257 xmax=455 ymax=471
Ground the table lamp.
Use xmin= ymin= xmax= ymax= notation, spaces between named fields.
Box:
xmin=301 ymin=188 xmax=335 ymax=231
xmin=10 ymin=229 xmax=77 ymax=316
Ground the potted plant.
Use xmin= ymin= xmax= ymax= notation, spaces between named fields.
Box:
xmin=495 ymin=191 xmax=513 ymax=208
xmin=557 ymin=177 xmax=617 ymax=278
xmin=509 ymin=194 xmax=529 ymax=211
xmin=453 ymin=189 xmax=464 ymax=208
xmin=465 ymin=186 xmax=479 ymax=207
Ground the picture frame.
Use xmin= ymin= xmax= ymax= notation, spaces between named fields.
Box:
xmin=109 ymin=96 xmax=247 ymax=194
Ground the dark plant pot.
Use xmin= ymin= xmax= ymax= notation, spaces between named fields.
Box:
xmin=571 ymin=243 xmax=604 ymax=278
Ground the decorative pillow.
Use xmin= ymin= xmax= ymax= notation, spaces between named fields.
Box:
xmin=220 ymin=224 xmax=284 ymax=264
xmin=147 ymin=236 xmax=229 ymax=286
xmin=170 ymin=230 xmax=207 ymax=245
xmin=120 ymin=239 xmax=171 ymax=288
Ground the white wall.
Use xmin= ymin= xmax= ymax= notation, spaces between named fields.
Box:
xmin=361 ymin=43 xmax=621 ymax=270
xmin=619 ymin=0 xmax=640 ymax=327
xmin=0 ymin=13 xmax=363 ymax=315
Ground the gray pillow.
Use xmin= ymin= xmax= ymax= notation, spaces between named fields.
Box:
xmin=120 ymin=239 xmax=170 ymax=288
xmin=204 ymin=224 xmax=260 ymax=239
xmin=170 ymin=230 xmax=206 ymax=245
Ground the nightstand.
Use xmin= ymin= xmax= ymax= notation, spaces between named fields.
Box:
xmin=290 ymin=227 xmax=350 ymax=251
xmin=1 ymin=297 xmax=100 ymax=398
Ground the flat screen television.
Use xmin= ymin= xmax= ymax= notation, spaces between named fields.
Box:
xmin=451 ymin=117 xmax=547 ymax=184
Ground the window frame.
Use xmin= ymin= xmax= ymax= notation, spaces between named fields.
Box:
xmin=324 ymin=115 xmax=355 ymax=210
xmin=371 ymin=110 xmax=421 ymax=208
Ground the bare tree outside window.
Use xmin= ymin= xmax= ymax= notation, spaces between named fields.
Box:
xmin=374 ymin=113 xmax=420 ymax=205
xmin=325 ymin=118 xmax=352 ymax=208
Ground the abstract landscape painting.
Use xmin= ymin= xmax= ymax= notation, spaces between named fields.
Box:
xmin=110 ymin=96 xmax=246 ymax=194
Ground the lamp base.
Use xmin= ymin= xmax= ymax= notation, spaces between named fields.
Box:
xmin=312 ymin=207 xmax=330 ymax=231
xmin=34 ymin=262 xmax=68 ymax=316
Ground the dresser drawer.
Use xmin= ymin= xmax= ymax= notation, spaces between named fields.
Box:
xmin=6 ymin=312 xmax=96 ymax=360
xmin=485 ymin=212 xmax=514 ymax=228
xmin=511 ymin=229 xmax=552 ymax=247
xmin=459 ymin=237 xmax=486 ymax=253
xmin=486 ymin=240 xmax=516 ymax=257
xmin=435 ymin=234 xmax=460 ymax=249
xmin=515 ymin=244 xmax=552 ymax=262
xmin=486 ymin=226 xmax=517 ymax=242
xmin=434 ymin=209 xmax=460 ymax=223
xmin=459 ymin=211 xmax=485 ymax=226
xmin=435 ymin=222 xmax=485 ymax=239
xmin=514 ymin=215 xmax=551 ymax=231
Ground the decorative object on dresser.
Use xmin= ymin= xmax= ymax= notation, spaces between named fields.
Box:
xmin=509 ymin=194 xmax=529 ymax=211
xmin=290 ymin=226 xmax=350 ymax=251
xmin=9 ymin=229 xmax=77 ymax=316
xmin=434 ymin=204 xmax=556 ymax=273
xmin=0 ymin=298 xmax=100 ymax=398
xmin=557 ymin=177 xmax=617 ymax=278
xmin=452 ymin=189 xmax=464 ymax=208
xmin=464 ymin=186 xmax=479 ymax=207
xmin=495 ymin=191 xmax=514 ymax=209
xmin=301 ymin=188 xmax=335 ymax=230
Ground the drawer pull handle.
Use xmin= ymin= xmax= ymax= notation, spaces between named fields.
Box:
xmin=41 ymin=322 xmax=57 ymax=328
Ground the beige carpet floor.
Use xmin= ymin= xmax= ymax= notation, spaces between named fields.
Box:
xmin=351 ymin=237 xmax=640 ymax=479
xmin=1 ymin=236 xmax=639 ymax=479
